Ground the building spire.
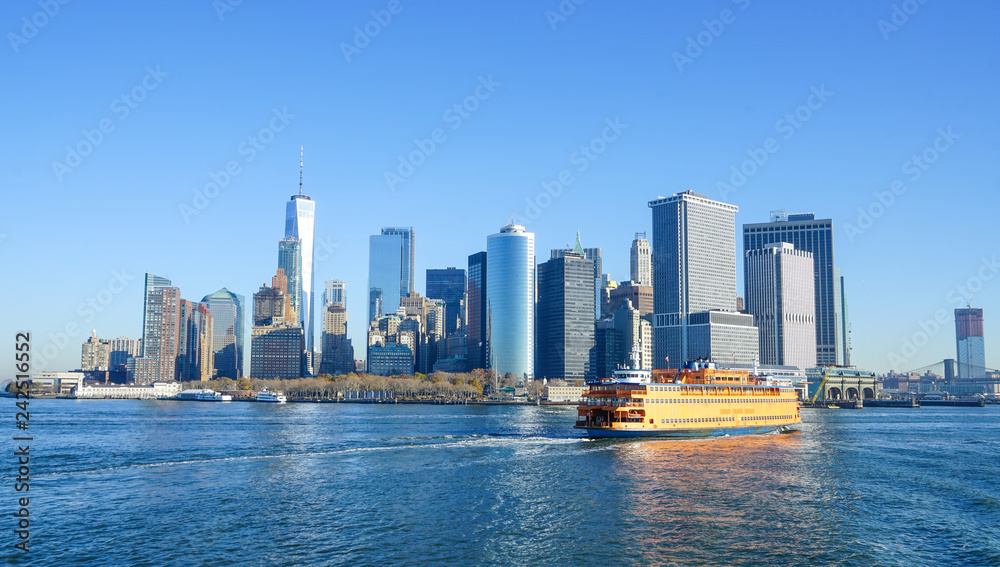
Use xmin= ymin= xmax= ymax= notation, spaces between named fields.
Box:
xmin=573 ymin=229 xmax=584 ymax=255
xmin=298 ymin=145 xmax=304 ymax=196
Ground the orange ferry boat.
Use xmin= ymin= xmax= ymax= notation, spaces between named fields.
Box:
xmin=576 ymin=353 xmax=801 ymax=438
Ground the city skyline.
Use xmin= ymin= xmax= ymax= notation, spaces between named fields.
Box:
xmin=13 ymin=181 xmax=999 ymax=379
xmin=3 ymin=2 xmax=1000 ymax=377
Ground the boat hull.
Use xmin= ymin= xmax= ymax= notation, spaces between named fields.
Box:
xmin=575 ymin=424 xmax=794 ymax=438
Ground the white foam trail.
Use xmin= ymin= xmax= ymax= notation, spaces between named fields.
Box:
xmin=24 ymin=435 xmax=588 ymax=479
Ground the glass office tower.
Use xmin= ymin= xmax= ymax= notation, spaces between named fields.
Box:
xmin=743 ymin=212 xmax=845 ymax=366
xmin=382 ymin=227 xmax=415 ymax=296
xmin=368 ymin=227 xmax=415 ymax=323
xmin=200 ymin=288 xmax=245 ymax=379
xmin=650 ymin=191 xmax=757 ymax=367
xmin=467 ymin=252 xmax=488 ymax=370
xmin=537 ymin=252 xmax=595 ymax=380
xmin=278 ymin=236 xmax=303 ymax=323
xmin=486 ymin=224 xmax=535 ymax=382
xmin=551 ymin=231 xmax=602 ymax=320
xmin=369 ymin=233 xmax=403 ymax=322
xmin=426 ymin=267 xmax=466 ymax=337
xmin=285 ymin=185 xmax=315 ymax=369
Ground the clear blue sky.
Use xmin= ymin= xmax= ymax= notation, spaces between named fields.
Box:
xmin=2 ymin=0 xmax=998 ymax=377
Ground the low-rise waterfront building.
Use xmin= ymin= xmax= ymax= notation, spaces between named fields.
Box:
xmin=74 ymin=381 xmax=182 ymax=399
xmin=544 ymin=385 xmax=586 ymax=402
xmin=368 ymin=343 xmax=415 ymax=376
xmin=32 ymin=371 xmax=86 ymax=395
xmin=807 ymin=366 xmax=879 ymax=400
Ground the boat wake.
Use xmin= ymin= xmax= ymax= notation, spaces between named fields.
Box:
xmin=21 ymin=435 xmax=588 ymax=480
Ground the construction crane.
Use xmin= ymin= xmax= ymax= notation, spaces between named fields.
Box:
xmin=808 ymin=367 xmax=835 ymax=405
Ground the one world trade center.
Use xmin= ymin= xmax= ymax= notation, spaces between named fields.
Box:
xmin=285 ymin=146 xmax=316 ymax=373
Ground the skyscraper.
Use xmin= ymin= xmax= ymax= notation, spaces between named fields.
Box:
xmin=426 ymin=267 xmax=466 ymax=337
xmin=200 ymin=288 xmax=245 ymax=379
xmin=537 ymin=252 xmax=595 ymax=380
xmin=956 ymin=308 xmax=986 ymax=379
xmin=250 ymin=268 xmax=303 ymax=380
xmin=630 ymin=232 xmax=651 ymax=286
xmin=743 ymin=211 xmax=846 ymax=366
xmin=467 ymin=251 xmax=488 ymax=370
xmin=593 ymin=321 xmax=623 ymax=379
xmin=400 ymin=291 xmax=445 ymax=373
xmin=612 ymin=299 xmax=653 ymax=370
xmin=81 ymin=332 xmax=110 ymax=371
xmin=284 ymin=148 xmax=315 ymax=369
xmin=383 ymin=227 xmax=415 ymax=295
xmin=319 ymin=304 xmax=354 ymax=376
xmin=133 ymin=273 xmax=181 ymax=384
xmin=551 ymin=231 xmax=602 ymax=320
xmin=108 ymin=336 xmax=142 ymax=370
xmin=177 ymin=300 xmax=214 ymax=381
xmin=649 ymin=191 xmax=758 ymax=367
xmin=487 ymin=224 xmax=535 ymax=381
xmin=745 ymin=243 xmax=817 ymax=371
xmin=278 ymin=236 xmax=303 ymax=323
xmin=368 ymin=227 xmax=415 ymax=323
xmin=323 ymin=279 xmax=347 ymax=309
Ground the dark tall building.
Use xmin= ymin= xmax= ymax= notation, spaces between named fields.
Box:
xmin=593 ymin=322 xmax=623 ymax=379
xmin=743 ymin=212 xmax=847 ymax=366
xmin=200 ymin=288 xmax=245 ymax=380
xmin=537 ymin=252 xmax=595 ymax=380
xmin=250 ymin=269 xmax=303 ymax=379
xmin=467 ymin=252 xmax=488 ymax=370
xmin=319 ymin=304 xmax=354 ymax=376
xmin=426 ymin=267 xmax=466 ymax=337
xmin=955 ymin=308 xmax=986 ymax=379
xmin=177 ymin=300 xmax=214 ymax=382
xmin=551 ymin=231 xmax=603 ymax=320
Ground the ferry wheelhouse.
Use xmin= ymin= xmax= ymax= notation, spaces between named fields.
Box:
xmin=576 ymin=356 xmax=801 ymax=438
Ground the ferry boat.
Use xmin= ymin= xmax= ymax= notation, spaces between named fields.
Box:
xmin=176 ymin=389 xmax=232 ymax=402
xmin=255 ymin=388 xmax=287 ymax=403
xmin=576 ymin=352 xmax=801 ymax=438
xmin=195 ymin=391 xmax=232 ymax=402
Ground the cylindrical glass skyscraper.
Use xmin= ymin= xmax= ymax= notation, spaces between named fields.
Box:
xmin=487 ymin=224 xmax=535 ymax=382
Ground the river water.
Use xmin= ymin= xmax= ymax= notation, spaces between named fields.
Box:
xmin=3 ymin=400 xmax=998 ymax=566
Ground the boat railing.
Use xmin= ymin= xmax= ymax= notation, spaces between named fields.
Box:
xmin=580 ymin=400 xmax=644 ymax=408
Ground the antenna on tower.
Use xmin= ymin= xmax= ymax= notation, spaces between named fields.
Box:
xmin=298 ymin=145 xmax=304 ymax=196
